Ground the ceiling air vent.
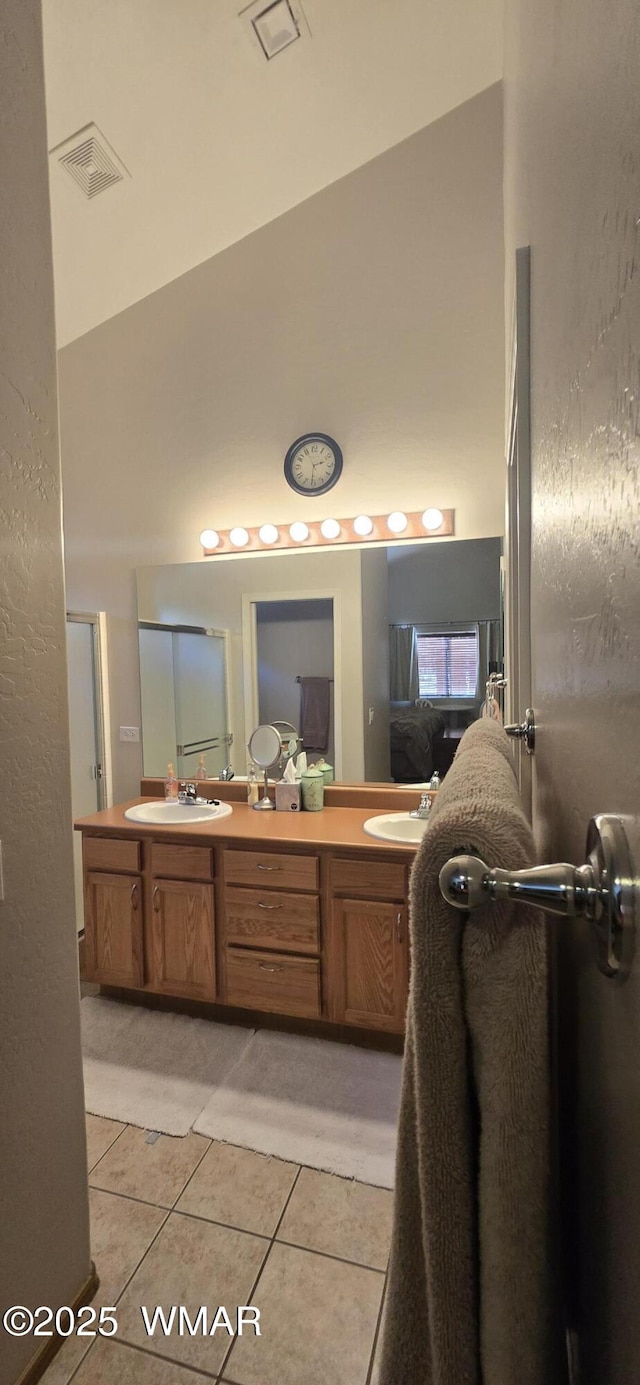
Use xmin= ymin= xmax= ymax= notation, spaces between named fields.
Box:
xmin=50 ymin=123 xmax=129 ymax=200
xmin=240 ymin=0 xmax=309 ymax=61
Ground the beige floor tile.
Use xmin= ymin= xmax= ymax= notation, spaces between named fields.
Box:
xmin=116 ymin=1211 xmax=268 ymax=1374
xmin=40 ymin=1334 xmax=91 ymax=1385
xmin=368 ymin=1291 xmax=387 ymax=1385
xmin=276 ymin=1167 xmax=393 ymax=1270
xmin=89 ymin=1188 xmax=167 ymax=1301
xmin=176 ymin=1142 xmax=298 ymax=1237
xmin=225 ymin=1241 xmax=384 ymax=1385
xmin=90 ymin=1126 xmax=209 ymax=1207
xmin=40 ymin=1192 xmax=166 ymax=1385
xmin=86 ymin=1114 xmax=126 ymax=1172
xmin=73 ymin=1337 xmax=215 ymax=1382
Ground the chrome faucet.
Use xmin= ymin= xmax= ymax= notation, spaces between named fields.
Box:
xmin=178 ymin=781 xmax=199 ymax=804
xmin=218 ymin=765 xmax=235 ymax=781
xmin=410 ymin=793 xmax=432 ymax=820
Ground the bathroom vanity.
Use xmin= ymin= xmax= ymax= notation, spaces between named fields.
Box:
xmin=76 ymin=789 xmax=421 ymax=1042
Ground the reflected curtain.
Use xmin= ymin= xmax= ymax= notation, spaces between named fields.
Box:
xmin=389 ymin=624 xmax=419 ymax=702
xmin=477 ymin=620 xmax=502 ymax=697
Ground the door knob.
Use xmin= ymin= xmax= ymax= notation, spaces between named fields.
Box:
xmin=504 ymin=707 xmax=536 ymax=753
xmin=439 ymin=814 xmax=636 ymax=979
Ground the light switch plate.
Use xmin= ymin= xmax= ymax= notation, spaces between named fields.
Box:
xmin=119 ymin=726 xmax=140 ymax=742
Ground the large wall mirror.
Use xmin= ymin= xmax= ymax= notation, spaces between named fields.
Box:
xmin=137 ymin=536 xmax=502 ymax=785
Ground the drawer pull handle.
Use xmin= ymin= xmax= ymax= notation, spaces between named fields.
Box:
xmin=153 ymin=886 xmax=160 ymax=913
xmin=131 ymin=882 xmax=139 ymax=910
xmin=257 ymin=864 xmax=284 ymax=872
xmin=396 ymin=910 xmax=403 ymax=944
xmin=258 ymin=962 xmax=284 ymax=973
xmin=258 ymin=902 xmax=284 ymax=911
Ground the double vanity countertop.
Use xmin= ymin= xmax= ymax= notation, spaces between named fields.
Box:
xmin=75 ymin=798 xmax=420 ymax=855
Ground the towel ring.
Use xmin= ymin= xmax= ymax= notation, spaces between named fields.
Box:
xmin=439 ymin=814 xmax=636 ymax=980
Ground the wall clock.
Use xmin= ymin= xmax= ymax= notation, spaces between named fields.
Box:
xmin=283 ymin=433 xmax=343 ymax=497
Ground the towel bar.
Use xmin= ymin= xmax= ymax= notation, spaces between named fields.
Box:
xmin=439 ymin=814 xmax=636 ymax=979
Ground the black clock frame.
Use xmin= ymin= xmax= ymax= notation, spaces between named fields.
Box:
xmin=283 ymin=433 xmax=343 ymax=497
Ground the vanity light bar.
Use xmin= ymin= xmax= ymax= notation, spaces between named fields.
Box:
xmin=200 ymin=509 xmax=454 ymax=555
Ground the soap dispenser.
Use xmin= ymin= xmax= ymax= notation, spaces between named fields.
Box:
xmin=165 ymin=763 xmax=178 ymax=800
xmin=195 ymin=754 xmax=207 ymax=782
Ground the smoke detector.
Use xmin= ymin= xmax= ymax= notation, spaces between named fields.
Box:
xmin=49 ymin=123 xmax=130 ymax=200
xmin=240 ymin=0 xmax=310 ymax=62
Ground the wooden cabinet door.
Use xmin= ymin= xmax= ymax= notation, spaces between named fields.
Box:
xmin=333 ymin=897 xmax=408 ymax=1032
xmin=149 ymin=880 xmax=216 ymax=1001
xmin=84 ymin=871 xmax=144 ymax=987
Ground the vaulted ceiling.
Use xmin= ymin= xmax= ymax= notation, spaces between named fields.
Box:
xmin=43 ymin=0 xmax=503 ymax=345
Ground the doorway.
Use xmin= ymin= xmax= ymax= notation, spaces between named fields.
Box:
xmin=242 ymin=590 xmax=342 ymax=777
xmin=66 ymin=613 xmax=109 ymax=934
xmin=256 ymin=598 xmax=336 ymax=770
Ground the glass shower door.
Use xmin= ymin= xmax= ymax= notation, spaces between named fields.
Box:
xmin=138 ymin=623 xmax=231 ymax=779
xmin=173 ymin=631 xmax=230 ymax=779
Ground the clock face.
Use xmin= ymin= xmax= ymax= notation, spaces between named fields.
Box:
xmin=284 ymin=433 xmax=343 ymax=497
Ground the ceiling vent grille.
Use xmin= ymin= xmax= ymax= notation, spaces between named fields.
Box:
xmin=50 ymin=124 xmax=129 ymax=200
xmin=240 ymin=0 xmax=309 ymax=62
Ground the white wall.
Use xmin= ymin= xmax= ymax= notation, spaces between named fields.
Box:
xmin=0 ymin=5 xmax=91 ymax=1380
xmin=257 ymin=600 xmax=335 ymax=769
xmin=59 ymin=84 xmax=504 ymax=801
xmin=137 ymin=548 xmax=366 ymax=780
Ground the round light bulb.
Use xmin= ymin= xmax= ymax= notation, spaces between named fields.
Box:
xmin=289 ymin=521 xmax=310 ymax=543
xmin=320 ymin=518 xmax=341 ymax=540
xmin=387 ymin=511 xmax=408 ymax=534
xmin=353 ymin=514 xmax=373 ymax=537
xmin=199 ymin=528 xmax=220 ymax=549
xmin=422 ymin=508 xmax=444 ymax=531
xmin=229 ymin=526 xmax=250 ymax=547
xmin=259 ymin=524 xmax=279 ymax=545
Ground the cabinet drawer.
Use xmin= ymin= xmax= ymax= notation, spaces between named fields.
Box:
xmin=151 ymin=843 xmax=213 ymax=880
xmin=82 ymin=836 xmax=141 ymax=873
xmin=226 ymin=948 xmax=321 ymax=1019
xmin=225 ymin=887 xmax=319 ymax=955
xmin=224 ymin=849 xmax=318 ymax=892
xmin=331 ymin=857 xmax=407 ymax=900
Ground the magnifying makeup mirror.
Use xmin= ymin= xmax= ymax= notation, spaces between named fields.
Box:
xmin=248 ymin=721 xmax=300 ymax=810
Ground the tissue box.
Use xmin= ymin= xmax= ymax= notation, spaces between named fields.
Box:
xmin=275 ymin=782 xmax=301 ymax=812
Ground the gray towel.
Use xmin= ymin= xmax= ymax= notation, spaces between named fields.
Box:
xmin=379 ymin=718 xmax=563 ymax=1385
xmin=299 ymin=676 xmax=331 ymax=753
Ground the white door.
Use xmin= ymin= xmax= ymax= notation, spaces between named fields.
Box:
xmin=66 ymin=617 xmax=104 ymax=934
xmin=506 ymin=4 xmax=640 ymax=1375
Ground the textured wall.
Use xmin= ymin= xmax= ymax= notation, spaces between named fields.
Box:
xmin=58 ymin=83 xmax=504 ymax=802
xmin=504 ymin=0 xmax=640 ymax=1378
xmin=0 ymin=4 xmax=91 ymax=1380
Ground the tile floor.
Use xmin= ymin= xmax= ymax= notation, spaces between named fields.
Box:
xmin=41 ymin=1114 xmax=391 ymax=1385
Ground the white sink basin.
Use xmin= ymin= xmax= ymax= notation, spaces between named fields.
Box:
xmin=363 ymin=811 xmax=430 ymax=844
xmin=124 ymin=800 xmax=233 ymax=826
